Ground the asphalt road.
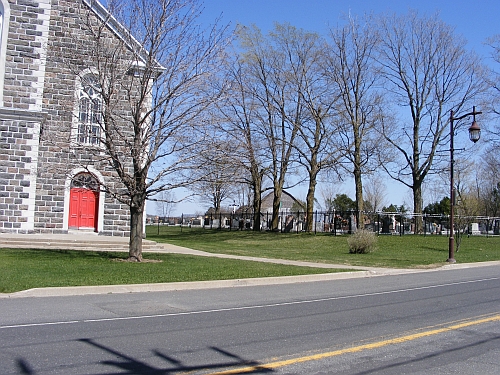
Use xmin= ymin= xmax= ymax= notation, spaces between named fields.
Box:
xmin=1 ymin=265 xmax=499 ymax=374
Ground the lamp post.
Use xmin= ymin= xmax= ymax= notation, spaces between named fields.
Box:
xmin=447 ymin=106 xmax=481 ymax=263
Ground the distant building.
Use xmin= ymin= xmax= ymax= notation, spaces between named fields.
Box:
xmin=260 ymin=191 xmax=304 ymax=213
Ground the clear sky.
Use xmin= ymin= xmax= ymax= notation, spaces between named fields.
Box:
xmin=153 ymin=0 xmax=500 ymax=215
xmin=200 ymin=0 xmax=499 ymax=61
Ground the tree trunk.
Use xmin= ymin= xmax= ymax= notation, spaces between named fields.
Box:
xmin=305 ymin=166 xmax=319 ymax=232
xmin=413 ymin=183 xmax=423 ymax=234
xmin=354 ymin=167 xmax=364 ymax=229
xmin=128 ymin=200 xmax=144 ymax=262
xmin=251 ymin=179 xmax=262 ymax=231
xmin=271 ymin=187 xmax=282 ymax=231
xmin=213 ymin=186 xmax=221 ymax=216
xmin=305 ymin=183 xmax=316 ymax=232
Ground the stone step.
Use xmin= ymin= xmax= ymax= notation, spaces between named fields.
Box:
xmin=0 ymin=237 xmax=166 ymax=252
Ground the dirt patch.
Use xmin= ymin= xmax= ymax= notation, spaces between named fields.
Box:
xmin=412 ymin=263 xmax=443 ymax=269
xmin=112 ymin=258 xmax=163 ymax=263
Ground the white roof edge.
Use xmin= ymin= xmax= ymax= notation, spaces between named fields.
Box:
xmin=81 ymin=0 xmax=165 ymax=72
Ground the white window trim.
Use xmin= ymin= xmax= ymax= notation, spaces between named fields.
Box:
xmin=0 ymin=0 xmax=10 ymax=107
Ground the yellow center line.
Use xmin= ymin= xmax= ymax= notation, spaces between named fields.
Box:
xmin=204 ymin=313 xmax=500 ymax=375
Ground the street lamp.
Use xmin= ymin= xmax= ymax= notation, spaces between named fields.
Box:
xmin=447 ymin=106 xmax=481 ymax=263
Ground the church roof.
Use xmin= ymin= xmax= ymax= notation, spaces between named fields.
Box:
xmin=82 ymin=0 xmax=165 ymax=73
xmin=261 ymin=191 xmax=304 ymax=212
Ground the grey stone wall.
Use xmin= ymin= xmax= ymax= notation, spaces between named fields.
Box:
xmin=0 ymin=109 xmax=42 ymax=233
xmin=2 ymin=0 xmax=51 ymax=112
xmin=34 ymin=0 xmax=132 ymax=236
xmin=0 ymin=0 xmax=137 ymax=236
xmin=0 ymin=0 xmax=49 ymax=233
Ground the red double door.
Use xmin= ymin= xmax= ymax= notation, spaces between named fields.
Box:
xmin=69 ymin=188 xmax=99 ymax=231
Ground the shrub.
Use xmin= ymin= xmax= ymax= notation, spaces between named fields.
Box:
xmin=347 ymin=229 xmax=377 ymax=254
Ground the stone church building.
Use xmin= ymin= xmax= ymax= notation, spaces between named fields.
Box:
xmin=0 ymin=0 xmax=143 ymax=236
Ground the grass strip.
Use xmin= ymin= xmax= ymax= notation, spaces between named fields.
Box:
xmin=0 ymin=249 xmax=351 ymax=293
xmin=147 ymin=226 xmax=500 ymax=268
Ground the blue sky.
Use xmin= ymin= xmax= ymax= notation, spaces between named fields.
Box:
xmin=200 ymin=0 xmax=499 ymax=63
xmin=153 ymin=0 xmax=500 ymax=215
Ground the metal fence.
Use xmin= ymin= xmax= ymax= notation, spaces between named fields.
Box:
xmin=151 ymin=211 xmax=500 ymax=236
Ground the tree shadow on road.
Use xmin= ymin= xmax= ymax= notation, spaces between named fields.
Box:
xmin=13 ymin=337 xmax=273 ymax=374
xmin=78 ymin=338 xmax=273 ymax=374
xmin=16 ymin=359 xmax=35 ymax=374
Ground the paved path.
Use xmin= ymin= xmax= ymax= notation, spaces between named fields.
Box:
xmin=1 ymin=232 xmax=498 ymax=298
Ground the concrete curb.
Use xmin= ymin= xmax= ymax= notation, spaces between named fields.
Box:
xmin=0 ymin=271 xmax=370 ymax=298
xmin=3 ymin=261 xmax=498 ymax=299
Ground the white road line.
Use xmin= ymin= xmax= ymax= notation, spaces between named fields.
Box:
xmin=1 ymin=277 xmax=498 ymax=330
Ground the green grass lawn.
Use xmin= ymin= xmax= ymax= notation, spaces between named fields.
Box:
xmin=147 ymin=225 xmax=500 ymax=268
xmin=2 ymin=226 xmax=498 ymax=294
xmin=0 ymin=249 xmax=347 ymax=294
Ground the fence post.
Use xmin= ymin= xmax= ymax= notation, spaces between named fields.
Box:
xmin=295 ymin=210 xmax=300 ymax=234
xmin=281 ymin=211 xmax=284 ymax=233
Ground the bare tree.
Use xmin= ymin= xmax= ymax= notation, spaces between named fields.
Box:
xmin=65 ymin=0 xmax=228 ymax=260
xmin=453 ymin=158 xmax=482 ymax=251
xmin=216 ymin=53 xmax=268 ymax=230
xmin=363 ymin=174 xmax=387 ymax=213
xmin=486 ymin=35 xmax=500 ymax=119
xmin=477 ymin=150 xmax=500 ymax=217
xmin=272 ymin=25 xmax=343 ymax=232
xmin=155 ymin=190 xmax=176 ymax=220
xmin=189 ymin=135 xmax=241 ymax=215
xmin=222 ymin=24 xmax=341 ymax=232
xmin=480 ymin=35 xmax=500 ymax=221
xmin=236 ymin=24 xmax=302 ymax=231
xmin=319 ymin=183 xmax=342 ymax=213
xmin=324 ymin=16 xmax=385 ymax=228
xmin=376 ymin=11 xmax=487 ymax=233
xmin=485 ymin=35 xmax=500 ymax=150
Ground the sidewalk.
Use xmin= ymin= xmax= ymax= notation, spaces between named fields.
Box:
xmin=1 ymin=232 xmax=498 ymax=298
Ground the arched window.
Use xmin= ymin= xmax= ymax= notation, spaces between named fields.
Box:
xmin=71 ymin=173 xmax=99 ymax=191
xmin=77 ymin=74 xmax=103 ymax=145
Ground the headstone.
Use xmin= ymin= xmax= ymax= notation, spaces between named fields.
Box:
xmin=381 ymin=216 xmax=391 ymax=234
xmin=469 ymin=222 xmax=481 ymax=235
